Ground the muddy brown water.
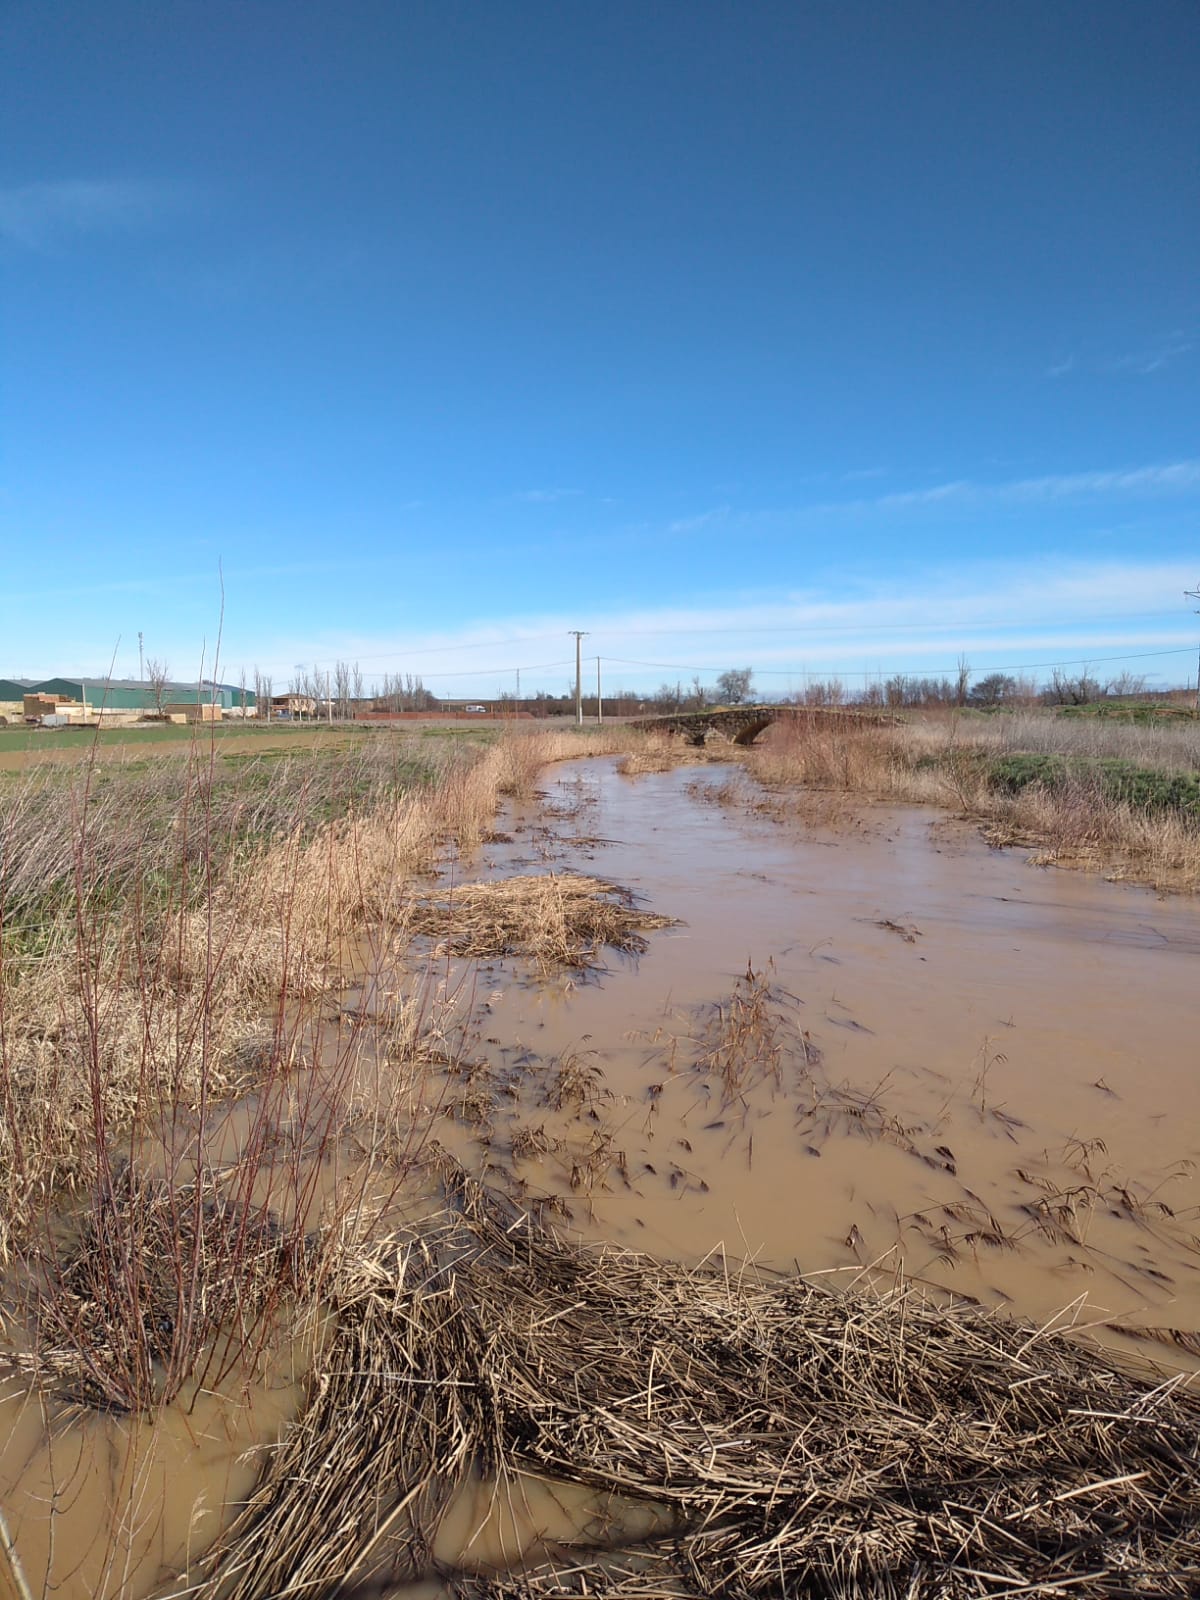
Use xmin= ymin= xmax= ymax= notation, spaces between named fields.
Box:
xmin=429 ymin=761 xmax=1200 ymax=1352
xmin=3 ymin=753 xmax=1200 ymax=1597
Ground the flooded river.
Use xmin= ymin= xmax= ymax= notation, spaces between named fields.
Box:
xmin=3 ymin=750 xmax=1199 ymax=1597
xmin=441 ymin=757 xmax=1200 ymax=1350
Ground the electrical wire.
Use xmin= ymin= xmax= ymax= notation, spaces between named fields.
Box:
xmin=604 ymin=647 xmax=1197 ymax=678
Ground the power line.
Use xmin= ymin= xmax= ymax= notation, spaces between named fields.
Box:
xmin=604 ymin=646 xmax=1197 ymax=679
xmin=231 ymin=644 xmax=1197 ymax=695
xmin=282 ymin=632 xmax=569 ymax=665
xmin=1186 ymin=581 xmax=1200 ymax=712
xmin=252 ymin=609 xmax=1191 ymax=673
xmin=568 ymin=631 xmax=588 ymax=726
xmin=273 ymin=656 xmax=576 ymax=682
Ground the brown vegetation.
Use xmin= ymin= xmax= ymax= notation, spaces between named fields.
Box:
xmin=735 ymin=712 xmax=1200 ymax=891
xmin=0 ymin=729 xmax=629 ymax=1262
xmin=407 ymin=873 xmax=674 ymax=970
xmin=193 ymin=1159 xmax=1200 ymax=1599
xmin=6 ymin=717 xmax=1200 ymax=1597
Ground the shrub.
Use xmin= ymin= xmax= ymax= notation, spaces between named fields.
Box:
xmin=987 ymin=754 xmax=1200 ymax=818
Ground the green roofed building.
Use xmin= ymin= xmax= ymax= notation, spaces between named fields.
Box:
xmin=0 ymin=678 xmax=39 ymax=701
xmin=27 ymin=678 xmax=256 ymax=712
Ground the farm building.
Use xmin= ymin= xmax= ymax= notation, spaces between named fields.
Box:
xmin=270 ymin=693 xmax=318 ymax=718
xmin=0 ymin=679 xmax=39 ymax=701
xmin=0 ymin=679 xmax=38 ymax=720
xmin=23 ymin=678 xmax=256 ymax=713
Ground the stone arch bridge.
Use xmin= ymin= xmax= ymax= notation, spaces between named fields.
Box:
xmin=628 ymin=705 xmax=890 ymax=747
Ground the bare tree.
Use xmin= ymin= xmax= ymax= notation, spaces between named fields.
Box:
xmin=1043 ymin=668 xmax=1102 ymax=706
xmin=955 ymin=654 xmax=971 ymax=708
xmin=1106 ymin=671 xmax=1147 ymax=698
xmin=802 ymin=677 xmax=846 ymax=706
xmin=716 ymin=667 xmax=754 ymax=705
xmin=352 ymin=661 xmax=363 ymax=705
xmin=969 ymin=673 xmax=1018 ymax=707
xmin=145 ymin=657 xmax=170 ymax=715
xmin=334 ymin=660 xmax=352 ymax=719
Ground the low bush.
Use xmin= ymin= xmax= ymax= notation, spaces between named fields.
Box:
xmin=988 ymin=753 xmax=1200 ymax=817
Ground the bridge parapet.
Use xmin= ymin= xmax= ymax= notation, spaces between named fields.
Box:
xmin=628 ymin=705 xmax=891 ymax=746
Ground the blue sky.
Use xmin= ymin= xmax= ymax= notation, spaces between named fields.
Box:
xmin=2 ymin=1 xmax=1198 ymax=697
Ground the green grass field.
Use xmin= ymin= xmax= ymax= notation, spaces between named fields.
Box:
xmin=0 ymin=720 xmax=339 ymax=750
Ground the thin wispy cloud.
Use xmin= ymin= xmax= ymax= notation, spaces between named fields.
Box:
xmin=1112 ymin=330 xmax=1194 ymax=376
xmin=0 ymin=178 xmax=190 ymax=249
xmin=512 ymin=488 xmax=583 ymax=504
xmin=197 ymin=557 xmax=1200 ymax=692
xmin=811 ymin=459 xmax=1200 ymax=517
xmin=667 ymin=505 xmax=731 ymax=534
xmin=1046 ymin=334 xmax=1193 ymax=380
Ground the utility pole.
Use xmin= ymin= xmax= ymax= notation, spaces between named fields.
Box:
xmin=569 ymin=631 xmax=588 ymax=727
xmin=1187 ymin=583 xmax=1200 ymax=713
xmin=596 ymin=656 xmax=603 ymax=724
xmin=138 ymin=632 xmax=144 ymax=684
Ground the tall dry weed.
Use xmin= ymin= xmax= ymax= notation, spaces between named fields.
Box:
xmin=0 ymin=726 xmax=636 ymax=1266
xmin=741 ymin=712 xmax=1200 ymax=890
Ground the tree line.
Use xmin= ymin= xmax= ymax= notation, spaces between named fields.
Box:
xmin=233 ymin=660 xmax=1155 ymax=719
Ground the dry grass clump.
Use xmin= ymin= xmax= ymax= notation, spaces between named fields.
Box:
xmin=407 ymin=873 xmax=674 ymax=970
xmin=686 ymin=961 xmax=796 ymax=1101
xmin=976 ymin=709 xmax=1200 ymax=772
xmin=741 ymin=716 xmax=1200 ymax=891
xmin=981 ymin=772 xmax=1200 ymax=889
xmin=195 ymin=1159 xmax=1200 ymax=1599
xmin=12 ymin=1165 xmax=309 ymax=1413
xmin=0 ymin=742 xmax=468 ymax=1260
xmin=0 ymin=729 xmax=630 ymax=1263
xmin=617 ymin=732 xmax=739 ymax=776
xmin=748 ymin=719 xmax=933 ymax=799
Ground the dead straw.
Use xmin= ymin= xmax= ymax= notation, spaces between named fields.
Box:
xmin=192 ymin=1155 xmax=1200 ymax=1599
xmin=407 ymin=874 xmax=674 ymax=971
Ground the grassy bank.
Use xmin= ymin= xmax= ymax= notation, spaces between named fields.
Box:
xmin=0 ymin=727 xmax=626 ymax=1266
xmin=735 ymin=708 xmax=1200 ymax=890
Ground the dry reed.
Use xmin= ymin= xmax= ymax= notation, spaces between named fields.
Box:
xmin=407 ymin=873 xmax=674 ymax=970
xmin=192 ymin=1156 xmax=1200 ymax=1599
xmin=0 ymin=728 xmax=628 ymax=1263
xmin=734 ymin=715 xmax=1200 ymax=891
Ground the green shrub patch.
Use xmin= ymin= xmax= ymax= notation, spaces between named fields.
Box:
xmin=987 ymin=754 xmax=1200 ymax=817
